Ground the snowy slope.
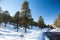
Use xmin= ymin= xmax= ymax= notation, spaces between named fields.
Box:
xmin=0 ymin=23 xmax=52 ymax=40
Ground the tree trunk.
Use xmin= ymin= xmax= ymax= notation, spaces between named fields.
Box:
xmin=24 ymin=25 xmax=27 ymax=33
xmin=31 ymin=25 xmax=33 ymax=29
xmin=16 ymin=23 xmax=18 ymax=32
xmin=5 ymin=23 xmax=6 ymax=27
xmin=25 ymin=27 xmax=27 ymax=33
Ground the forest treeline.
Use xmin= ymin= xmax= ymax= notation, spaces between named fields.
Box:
xmin=0 ymin=1 xmax=59 ymax=33
xmin=0 ymin=8 xmax=54 ymax=33
xmin=0 ymin=10 xmax=49 ymax=32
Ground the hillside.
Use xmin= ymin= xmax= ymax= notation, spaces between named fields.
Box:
xmin=0 ymin=23 xmax=60 ymax=40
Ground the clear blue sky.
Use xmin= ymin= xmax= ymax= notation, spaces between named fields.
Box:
xmin=0 ymin=0 xmax=60 ymax=24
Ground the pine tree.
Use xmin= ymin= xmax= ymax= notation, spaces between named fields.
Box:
xmin=29 ymin=18 xmax=34 ymax=29
xmin=2 ymin=11 xmax=10 ymax=27
xmin=54 ymin=14 xmax=60 ymax=27
xmin=14 ymin=11 xmax=20 ymax=32
xmin=0 ymin=13 xmax=3 ymax=23
xmin=9 ymin=16 xmax=13 ymax=24
xmin=20 ymin=0 xmax=32 ymax=33
xmin=20 ymin=0 xmax=31 ymax=19
xmin=0 ymin=7 xmax=3 ymax=23
xmin=21 ymin=15 xmax=29 ymax=33
xmin=38 ymin=16 xmax=45 ymax=29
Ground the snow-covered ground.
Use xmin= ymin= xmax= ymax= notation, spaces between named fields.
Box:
xmin=0 ymin=23 xmax=60 ymax=40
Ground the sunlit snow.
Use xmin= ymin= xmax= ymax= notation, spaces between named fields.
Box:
xmin=0 ymin=23 xmax=60 ymax=40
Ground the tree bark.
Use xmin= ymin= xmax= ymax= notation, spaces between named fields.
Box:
xmin=16 ymin=22 xmax=18 ymax=32
xmin=5 ymin=23 xmax=6 ymax=27
xmin=24 ymin=25 xmax=27 ymax=33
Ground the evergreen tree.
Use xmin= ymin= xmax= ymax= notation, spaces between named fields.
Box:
xmin=20 ymin=15 xmax=29 ymax=33
xmin=29 ymin=18 xmax=34 ymax=29
xmin=38 ymin=16 xmax=45 ymax=29
xmin=2 ymin=11 xmax=10 ymax=27
xmin=34 ymin=22 xmax=38 ymax=27
xmin=20 ymin=0 xmax=32 ymax=33
xmin=54 ymin=14 xmax=60 ymax=27
xmin=9 ymin=16 xmax=13 ymax=24
xmin=14 ymin=11 xmax=20 ymax=32
xmin=20 ymin=0 xmax=31 ymax=19
xmin=0 ymin=7 xmax=3 ymax=23
xmin=0 ymin=13 xmax=3 ymax=23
